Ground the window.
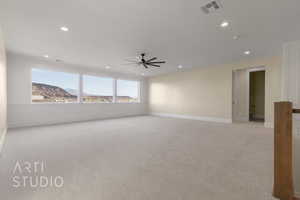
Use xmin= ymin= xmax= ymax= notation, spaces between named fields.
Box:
xmin=116 ymin=79 xmax=140 ymax=103
xmin=31 ymin=68 xmax=141 ymax=104
xmin=32 ymin=68 xmax=79 ymax=103
xmin=82 ymin=75 xmax=114 ymax=103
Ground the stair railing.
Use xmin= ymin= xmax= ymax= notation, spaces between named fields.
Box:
xmin=273 ymin=102 xmax=299 ymax=200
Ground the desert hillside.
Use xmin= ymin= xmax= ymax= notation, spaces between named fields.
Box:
xmin=32 ymin=82 xmax=136 ymax=103
xmin=32 ymin=82 xmax=76 ymax=98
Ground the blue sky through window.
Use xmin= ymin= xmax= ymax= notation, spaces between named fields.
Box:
xmin=83 ymin=75 xmax=113 ymax=96
xmin=32 ymin=68 xmax=78 ymax=90
xmin=117 ymin=79 xmax=138 ymax=98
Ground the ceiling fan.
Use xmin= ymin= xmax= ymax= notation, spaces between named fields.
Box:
xmin=124 ymin=53 xmax=166 ymax=69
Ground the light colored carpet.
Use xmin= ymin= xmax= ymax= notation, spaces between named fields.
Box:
xmin=0 ymin=116 xmax=276 ymax=200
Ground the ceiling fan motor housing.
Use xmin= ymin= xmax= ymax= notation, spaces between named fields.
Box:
xmin=129 ymin=53 xmax=165 ymax=68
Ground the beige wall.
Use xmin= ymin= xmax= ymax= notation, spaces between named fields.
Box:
xmin=149 ymin=56 xmax=282 ymax=126
xmin=0 ymin=29 xmax=7 ymax=152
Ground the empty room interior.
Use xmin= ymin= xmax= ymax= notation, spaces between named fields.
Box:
xmin=0 ymin=0 xmax=300 ymax=199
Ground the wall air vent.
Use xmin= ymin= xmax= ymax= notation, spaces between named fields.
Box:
xmin=201 ymin=0 xmax=222 ymax=14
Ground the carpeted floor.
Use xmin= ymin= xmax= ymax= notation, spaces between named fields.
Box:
xmin=0 ymin=116 xmax=276 ymax=200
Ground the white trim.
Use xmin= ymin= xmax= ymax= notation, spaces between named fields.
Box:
xmin=78 ymin=74 xmax=83 ymax=103
xmin=248 ymin=66 xmax=266 ymax=123
xmin=234 ymin=116 xmax=249 ymax=122
xmin=30 ymin=67 xmax=143 ymax=105
xmin=115 ymin=79 xmax=141 ymax=103
xmin=264 ymin=122 xmax=273 ymax=128
xmin=113 ymin=79 xmax=117 ymax=103
xmin=246 ymin=69 xmax=250 ymax=121
xmin=248 ymin=66 xmax=266 ymax=72
xmin=253 ymin=114 xmax=265 ymax=119
xmin=137 ymin=81 xmax=141 ymax=103
xmin=293 ymin=116 xmax=300 ymax=198
xmin=232 ymin=66 xmax=266 ymax=123
xmin=281 ymin=41 xmax=300 ymax=107
xmin=151 ymin=113 xmax=232 ymax=123
xmin=294 ymin=114 xmax=300 ymax=120
xmin=8 ymin=114 xmax=147 ymax=129
xmin=0 ymin=128 xmax=7 ymax=154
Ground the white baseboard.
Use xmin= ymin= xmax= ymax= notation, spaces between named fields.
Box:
xmin=264 ymin=122 xmax=274 ymax=128
xmin=254 ymin=114 xmax=265 ymax=119
xmin=236 ymin=116 xmax=249 ymax=122
xmin=0 ymin=128 xmax=7 ymax=154
xmin=151 ymin=113 xmax=232 ymax=123
xmin=8 ymin=114 xmax=147 ymax=129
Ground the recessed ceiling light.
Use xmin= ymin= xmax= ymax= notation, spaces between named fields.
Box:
xmin=244 ymin=50 xmax=251 ymax=55
xmin=178 ymin=65 xmax=183 ymax=69
xmin=60 ymin=26 xmax=69 ymax=32
xmin=105 ymin=66 xmax=110 ymax=69
xmin=141 ymin=73 xmax=145 ymax=76
xmin=43 ymin=55 xmax=49 ymax=58
xmin=220 ymin=21 xmax=229 ymax=28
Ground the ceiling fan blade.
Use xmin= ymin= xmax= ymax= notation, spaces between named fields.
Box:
xmin=146 ymin=57 xmax=157 ymax=62
xmin=148 ymin=63 xmax=160 ymax=67
xmin=143 ymin=63 xmax=148 ymax=68
xmin=147 ymin=61 xmax=166 ymax=64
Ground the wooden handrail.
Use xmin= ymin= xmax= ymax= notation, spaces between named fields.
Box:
xmin=273 ymin=102 xmax=295 ymax=200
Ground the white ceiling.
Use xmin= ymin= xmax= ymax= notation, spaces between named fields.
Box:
xmin=1 ymin=0 xmax=300 ymax=76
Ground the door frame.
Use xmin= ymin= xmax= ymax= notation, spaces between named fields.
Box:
xmin=232 ymin=66 xmax=266 ymax=122
xmin=248 ymin=66 xmax=266 ymax=121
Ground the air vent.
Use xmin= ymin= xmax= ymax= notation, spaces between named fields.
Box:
xmin=55 ymin=59 xmax=63 ymax=63
xmin=201 ymin=0 xmax=222 ymax=14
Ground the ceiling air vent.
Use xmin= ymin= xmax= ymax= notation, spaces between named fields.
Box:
xmin=201 ymin=0 xmax=222 ymax=14
xmin=55 ymin=59 xmax=63 ymax=63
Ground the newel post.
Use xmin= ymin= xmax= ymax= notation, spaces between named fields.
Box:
xmin=273 ymin=102 xmax=294 ymax=200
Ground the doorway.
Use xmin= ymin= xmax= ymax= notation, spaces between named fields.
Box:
xmin=249 ymin=70 xmax=265 ymax=122
xmin=232 ymin=67 xmax=265 ymax=123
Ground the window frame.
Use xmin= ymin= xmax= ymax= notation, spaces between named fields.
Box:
xmin=30 ymin=68 xmax=142 ymax=104
xmin=81 ymin=74 xmax=115 ymax=104
xmin=115 ymin=79 xmax=141 ymax=104
xmin=31 ymin=68 xmax=80 ymax=104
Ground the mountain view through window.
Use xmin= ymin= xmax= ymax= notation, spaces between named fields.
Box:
xmin=32 ymin=69 xmax=141 ymax=103
xmin=82 ymin=75 xmax=113 ymax=103
xmin=32 ymin=69 xmax=79 ymax=103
